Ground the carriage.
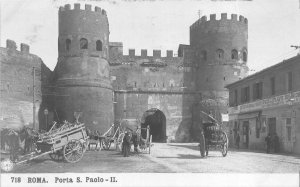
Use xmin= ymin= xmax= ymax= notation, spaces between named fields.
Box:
xmin=101 ymin=119 xmax=152 ymax=154
xmin=1 ymin=121 xmax=89 ymax=171
xmin=100 ymin=123 xmax=124 ymax=151
xmin=201 ymin=111 xmax=229 ymax=157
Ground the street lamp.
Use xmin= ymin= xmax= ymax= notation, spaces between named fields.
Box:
xmin=44 ymin=108 xmax=49 ymax=130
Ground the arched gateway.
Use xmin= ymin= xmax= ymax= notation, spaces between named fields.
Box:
xmin=141 ymin=108 xmax=166 ymax=142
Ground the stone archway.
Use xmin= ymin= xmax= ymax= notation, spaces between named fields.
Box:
xmin=141 ymin=108 xmax=166 ymax=143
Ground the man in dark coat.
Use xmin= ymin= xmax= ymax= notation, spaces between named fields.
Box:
xmin=273 ymin=133 xmax=280 ymax=153
xmin=122 ymin=131 xmax=132 ymax=157
xmin=235 ymin=133 xmax=240 ymax=149
xmin=131 ymin=131 xmax=139 ymax=153
xmin=265 ymin=133 xmax=271 ymax=153
xmin=199 ymin=130 xmax=206 ymax=158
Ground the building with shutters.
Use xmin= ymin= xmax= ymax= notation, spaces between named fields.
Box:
xmin=226 ymin=55 xmax=300 ymax=154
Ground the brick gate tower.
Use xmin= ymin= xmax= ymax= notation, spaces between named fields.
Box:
xmin=53 ymin=4 xmax=113 ymax=132
xmin=190 ymin=13 xmax=249 ymax=121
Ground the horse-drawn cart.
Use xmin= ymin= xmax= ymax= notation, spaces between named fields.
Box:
xmin=101 ymin=123 xmax=124 ymax=151
xmin=201 ymin=111 xmax=229 ymax=157
xmin=1 ymin=121 xmax=89 ymax=171
xmin=101 ymin=119 xmax=153 ymax=154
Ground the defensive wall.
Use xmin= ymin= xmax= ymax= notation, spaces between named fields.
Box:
xmin=109 ymin=46 xmax=199 ymax=142
xmin=0 ymin=40 xmax=43 ymax=130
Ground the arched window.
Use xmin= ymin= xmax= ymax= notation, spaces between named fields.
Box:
xmin=96 ymin=40 xmax=102 ymax=51
xmin=80 ymin=38 xmax=88 ymax=49
xmin=216 ymin=49 xmax=224 ymax=59
xmin=200 ymin=50 xmax=207 ymax=61
xmin=243 ymin=51 xmax=247 ymax=62
xmin=231 ymin=49 xmax=238 ymax=60
xmin=66 ymin=39 xmax=71 ymax=51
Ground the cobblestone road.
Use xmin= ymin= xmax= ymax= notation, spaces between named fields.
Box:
xmin=9 ymin=143 xmax=300 ymax=173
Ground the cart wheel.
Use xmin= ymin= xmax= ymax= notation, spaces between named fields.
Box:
xmin=49 ymin=150 xmax=64 ymax=162
xmin=63 ymin=139 xmax=84 ymax=163
xmin=102 ymin=138 xmax=111 ymax=150
xmin=221 ymin=132 xmax=229 ymax=157
xmin=148 ymin=135 xmax=152 ymax=154
xmin=116 ymin=133 xmax=125 ymax=151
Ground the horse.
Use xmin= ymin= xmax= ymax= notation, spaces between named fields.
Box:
xmin=1 ymin=128 xmax=10 ymax=151
xmin=1 ymin=129 xmax=22 ymax=161
xmin=21 ymin=127 xmax=39 ymax=154
xmin=0 ymin=127 xmax=39 ymax=161
xmin=86 ymin=128 xmax=101 ymax=151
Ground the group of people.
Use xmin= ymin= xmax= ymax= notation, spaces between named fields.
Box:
xmin=234 ymin=132 xmax=280 ymax=153
xmin=122 ymin=130 xmax=140 ymax=157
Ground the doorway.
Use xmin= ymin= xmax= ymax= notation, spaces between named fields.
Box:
xmin=242 ymin=121 xmax=249 ymax=148
xmin=141 ymin=108 xmax=166 ymax=142
xmin=268 ymin=118 xmax=276 ymax=137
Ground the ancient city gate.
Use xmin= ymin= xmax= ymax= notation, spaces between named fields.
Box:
xmin=113 ymin=90 xmax=197 ymax=142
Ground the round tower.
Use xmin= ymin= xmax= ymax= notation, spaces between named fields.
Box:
xmin=54 ymin=4 xmax=113 ymax=132
xmin=190 ymin=13 xmax=249 ymax=119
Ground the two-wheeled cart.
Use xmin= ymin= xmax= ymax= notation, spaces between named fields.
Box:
xmin=101 ymin=123 xmax=124 ymax=151
xmin=1 ymin=121 xmax=89 ymax=171
xmin=136 ymin=125 xmax=152 ymax=154
xmin=200 ymin=111 xmax=229 ymax=157
xmin=101 ymin=119 xmax=153 ymax=154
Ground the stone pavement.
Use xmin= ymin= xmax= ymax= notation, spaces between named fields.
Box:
xmin=7 ymin=143 xmax=300 ymax=173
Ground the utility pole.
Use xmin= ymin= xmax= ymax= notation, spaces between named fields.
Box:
xmin=33 ymin=67 xmax=36 ymax=130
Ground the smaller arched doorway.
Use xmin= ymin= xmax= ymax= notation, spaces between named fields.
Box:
xmin=141 ymin=108 xmax=166 ymax=143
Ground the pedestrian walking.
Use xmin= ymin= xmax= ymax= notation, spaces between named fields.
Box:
xmin=235 ymin=133 xmax=240 ymax=149
xmin=265 ymin=133 xmax=271 ymax=153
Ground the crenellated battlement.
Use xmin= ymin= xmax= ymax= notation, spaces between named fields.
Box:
xmin=59 ymin=4 xmax=107 ymax=16
xmin=126 ymin=49 xmax=175 ymax=58
xmin=190 ymin=13 xmax=248 ymax=31
xmin=5 ymin=39 xmax=30 ymax=53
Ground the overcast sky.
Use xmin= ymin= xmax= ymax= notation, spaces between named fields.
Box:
xmin=1 ymin=0 xmax=300 ymax=72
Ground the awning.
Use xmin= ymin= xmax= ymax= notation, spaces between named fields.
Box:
xmin=237 ymin=111 xmax=261 ymax=120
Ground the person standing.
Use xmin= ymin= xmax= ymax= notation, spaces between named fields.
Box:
xmin=199 ymin=130 xmax=206 ymax=158
xmin=122 ymin=131 xmax=132 ymax=157
xmin=265 ymin=133 xmax=271 ymax=153
xmin=273 ymin=133 xmax=280 ymax=153
xmin=235 ymin=133 xmax=240 ymax=149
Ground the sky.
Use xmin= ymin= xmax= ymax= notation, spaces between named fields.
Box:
xmin=1 ymin=0 xmax=300 ymax=72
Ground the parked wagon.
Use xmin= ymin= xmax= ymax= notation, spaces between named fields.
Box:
xmin=101 ymin=119 xmax=153 ymax=154
xmin=101 ymin=123 xmax=124 ymax=151
xmin=201 ymin=111 xmax=229 ymax=157
xmin=135 ymin=125 xmax=152 ymax=154
xmin=120 ymin=119 xmax=153 ymax=154
xmin=1 ymin=121 xmax=89 ymax=171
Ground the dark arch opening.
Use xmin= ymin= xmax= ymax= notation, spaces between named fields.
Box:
xmin=216 ymin=49 xmax=224 ymax=59
xmin=96 ymin=40 xmax=102 ymax=51
xmin=80 ymin=38 xmax=88 ymax=49
xmin=231 ymin=49 xmax=238 ymax=60
xmin=141 ymin=108 xmax=166 ymax=142
xmin=66 ymin=39 xmax=71 ymax=51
